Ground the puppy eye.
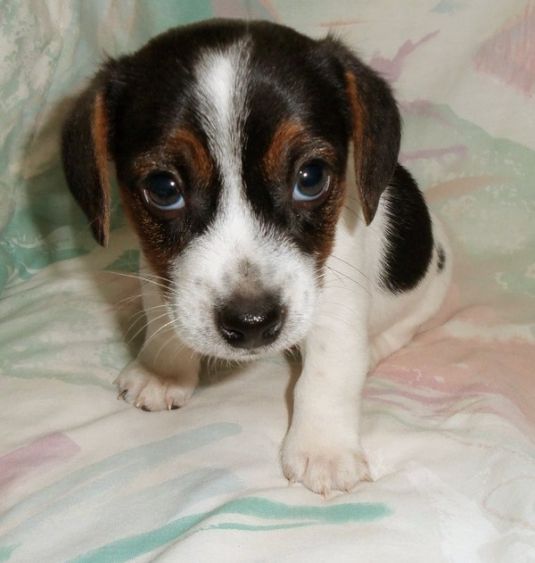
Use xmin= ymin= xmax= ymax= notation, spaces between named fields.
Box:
xmin=292 ymin=160 xmax=330 ymax=202
xmin=143 ymin=172 xmax=185 ymax=211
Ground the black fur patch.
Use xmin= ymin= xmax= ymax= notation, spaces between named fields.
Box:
xmin=380 ymin=165 xmax=434 ymax=293
xmin=241 ymin=25 xmax=350 ymax=259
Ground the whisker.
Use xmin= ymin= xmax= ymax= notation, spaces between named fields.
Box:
xmin=325 ymin=265 xmax=370 ymax=295
xmin=102 ymin=270 xmax=170 ymax=291
xmin=154 ymin=332 xmax=186 ymax=367
xmin=323 ymin=266 xmax=344 ymax=285
xmin=125 ymin=305 xmax=171 ymax=338
xmin=319 ymin=283 xmax=363 ymax=293
xmin=329 ymin=254 xmax=370 ymax=283
xmin=128 ymin=311 xmax=174 ymax=345
xmin=315 ymin=311 xmax=358 ymax=330
xmin=113 ymin=293 xmax=145 ymax=307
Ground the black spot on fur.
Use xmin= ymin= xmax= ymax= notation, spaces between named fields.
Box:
xmin=380 ymin=165 xmax=434 ymax=293
xmin=437 ymin=245 xmax=446 ymax=272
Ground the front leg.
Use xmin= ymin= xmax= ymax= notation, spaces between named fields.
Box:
xmin=281 ymin=282 xmax=370 ymax=494
xmin=116 ymin=272 xmax=200 ymax=412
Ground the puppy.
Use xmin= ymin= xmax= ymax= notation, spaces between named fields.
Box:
xmin=62 ymin=19 xmax=451 ymax=494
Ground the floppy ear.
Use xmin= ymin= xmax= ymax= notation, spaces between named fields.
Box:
xmin=323 ymin=38 xmax=401 ymax=225
xmin=61 ymin=64 xmax=120 ymax=246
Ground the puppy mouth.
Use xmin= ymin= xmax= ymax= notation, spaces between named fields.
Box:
xmin=208 ymin=335 xmax=292 ymax=362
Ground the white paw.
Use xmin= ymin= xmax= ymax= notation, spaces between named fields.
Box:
xmin=281 ymin=435 xmax=370 ymax=495
xmin=115 ymin=360 xmax=197 ymax=412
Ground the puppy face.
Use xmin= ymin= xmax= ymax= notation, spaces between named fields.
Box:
xmin=62 ymin=20 xmax=401 ymax=360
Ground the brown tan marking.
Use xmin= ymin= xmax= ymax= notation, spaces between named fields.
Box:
xmin=263 ymin=120 xmax=338 ymax=182
xmin=169 ymin=128 xmax=214 ymax=186
xmin=312 ymin=176 xmax=347 ymax=269
xmin=263 ymin=120 xmax=347 ymax=270
xmin=263 ymin=120 xmax=306 ymax=180
xmin=119 ymin=185 xmax=174 ymax=285
xmin=345 ymin=70 xmax=373 ymax=225
xmin=131 ymin=128 xmax=214 ymax=187
xmin=90 ymin=92 xmax=111 ymax=246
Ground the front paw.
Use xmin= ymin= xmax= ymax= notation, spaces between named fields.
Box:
xmin=115 ymin=359 xmax=198 ymax=412
xmin=281 ymin=432 xmax=370 ymax=495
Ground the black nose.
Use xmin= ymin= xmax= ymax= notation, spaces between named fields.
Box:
xmin=217 ymin=294 xmax=285 ymax=350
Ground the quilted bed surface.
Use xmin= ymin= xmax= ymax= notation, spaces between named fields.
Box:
xmin=1 ymin=2 xmax=534 ymax=561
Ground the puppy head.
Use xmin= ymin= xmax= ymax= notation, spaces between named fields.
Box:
xmin=62 ymin=19 xmax=400 ymax=360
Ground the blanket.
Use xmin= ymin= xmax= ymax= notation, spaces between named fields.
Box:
xmin=1 ymin=1 xmax=534 ymax=561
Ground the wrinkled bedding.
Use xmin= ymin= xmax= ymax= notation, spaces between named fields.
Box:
xmin=1 ymin=2 xmax=534 ymax=561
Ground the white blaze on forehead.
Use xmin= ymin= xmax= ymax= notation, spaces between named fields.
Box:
xmin=193 ymin=40 xmax=263 ymax=275
xmin=194 ymin=42 xmax=250 ymax=207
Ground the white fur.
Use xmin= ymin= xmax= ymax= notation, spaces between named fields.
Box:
xmin=116 ymin=44 xmax=452 ymax=494
xmin=194 ymin=43 xmax=247 ymax=197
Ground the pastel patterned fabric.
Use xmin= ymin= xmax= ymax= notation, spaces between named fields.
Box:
xmin=1 ymin=1 xmax=534 ymax=561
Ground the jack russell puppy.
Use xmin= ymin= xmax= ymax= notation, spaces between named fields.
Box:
xmin=62 ymin=19 xmax=451 ymax=495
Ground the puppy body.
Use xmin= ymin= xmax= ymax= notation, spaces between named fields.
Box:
xmin=62 ymin=20 xmax=451 ymax=494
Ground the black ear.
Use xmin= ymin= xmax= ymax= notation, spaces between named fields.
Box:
xmin=61 ymin=62 xmax=121 ymax=246
xmin=322 ymin=38 xmax=401 ymax=225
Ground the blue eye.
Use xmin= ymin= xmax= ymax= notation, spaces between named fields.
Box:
xmin=143 ymin=172 xmax=185 ymax=211
xmin=292 ymin=160 xmax=330 ymax=202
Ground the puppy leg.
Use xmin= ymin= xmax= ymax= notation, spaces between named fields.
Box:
xmin=116 ymin=276 xmax=200 ymax=412
xmin=281 ymin=282 xmax=370 ymax=494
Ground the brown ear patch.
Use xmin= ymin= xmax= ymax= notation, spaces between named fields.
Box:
xmin=345 ymin=70 xmax=374 ymax=225
xmin=90 ymin=92 xmax=111 ymax=246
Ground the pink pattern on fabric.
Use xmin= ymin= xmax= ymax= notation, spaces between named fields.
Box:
xmin=372 ymin=324 xmax=535 ymax=428
xmin=0 ymin=432 xmax=79 ymax=490
xmin=400 ymin=145 xmax=468 ymax=163
xmin=370 ymin=31 xmax=439 ymax=82
xmin=474 ymin=3 xmax=535 ymax=95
